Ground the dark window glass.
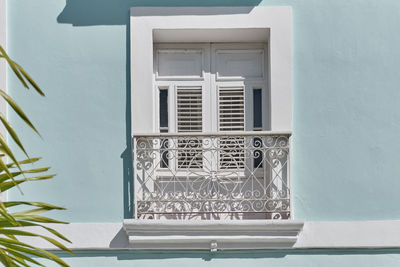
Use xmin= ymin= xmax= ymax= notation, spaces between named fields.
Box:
xmin=160 ymin=138 xmax=169 ymax=168
xmin=159 ymin=89 xmax=169 ymax=168
xmin=253 ymin=89 xmax=262 ymax=129
xmin=253 ymin=137 xmax=263 ymax=169
xmin=253 ymin=89 xmax=263 ymax=168
xmin=159 ymin=89 xmax=168 ymax=129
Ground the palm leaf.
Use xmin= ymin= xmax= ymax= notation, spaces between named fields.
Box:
xmin=3 ymin=248 xmax=43 ymax=266
xmin=13 ymin=62 xmax=45 ymax=96
xmin=4 ymin=201 xmax=64 ymax=210
xmin=0 ymin=249 xmax=15 ymax=267
xmin=0 ymin=114 xmax=29 ymax=158
xmin=8 ymin=214 xmax=67 ymax=224
xmin=0 ymin=229 xmax=73 ymax=254
xmin=3 ymin=253 xmax=30 ymax=267
xmin=0 ymin=46 xmax=28 ymax=89
xmin=6 ymin=157 xmax=41 ymax=168
xmin=0 ymin=44 xmax=72 ymax=266
xmin=0 ymin=45 xmax=45 ymax=96
xmin=0 ymin=237 xmax=70 ymax=266
xmin=0 ymin=167 xmax=51 ymax=183
xmin=0 ymin=174 xmax=55 ymax=191
xmin=0 ymin=206 xmax=19 ymax=227
xmin=0 ymin=89 xmax=40 ymax=136
xmin=0 ymin=156 xmax=23 ymax=193
xmin=0 ymin=220 xmax=71 ymax=243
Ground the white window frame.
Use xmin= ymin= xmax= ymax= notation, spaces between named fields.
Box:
xmin=154 ymin=42 xmax=268 ymax=133
xmin=130 ymin=6 xmax=292 ymax=134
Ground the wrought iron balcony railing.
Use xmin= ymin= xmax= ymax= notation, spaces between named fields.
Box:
xmin=132 ymin=131 xmax=291 ymax=220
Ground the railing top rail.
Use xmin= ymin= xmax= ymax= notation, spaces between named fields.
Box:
xmin=132 ymin=131 xmax=292 ymax=138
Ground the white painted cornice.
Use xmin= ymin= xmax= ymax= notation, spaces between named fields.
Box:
xmin=123 ymin=219 xmax=305 ymax=251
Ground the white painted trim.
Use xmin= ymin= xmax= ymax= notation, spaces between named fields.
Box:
xmin=153 ymin=28 xmax=270 ymax=43
xmin=155 ymin=48 xmax=205 ymax=81
xmin=17 ymin=220 xmax=400 ymax=251
xmin=133 ymin=130 xmax=292 ymax=137
xmin=0 ymin=0 xmax=7 ymax=202
xmin=0 ymin=0 xmax=5 ymax=50
xmin=215 ymin=48 xmax=265 ymax=81
xmin=130 ymin=6 xmax=292 ymax=133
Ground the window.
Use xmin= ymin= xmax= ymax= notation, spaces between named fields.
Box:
xmin=154 ymin=43 xmax=268 ymax=133
xmin=133 ymin=42 xmax=290 ymax=221
xmin=126 ymin=6 xmax=302 ymax=250
xmin=154 ymin=43 xmax=269 ymax=175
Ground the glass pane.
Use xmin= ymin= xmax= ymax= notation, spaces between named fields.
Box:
xmin=253 ymin=88 xmax=262 ymax=129
xmin=159 ymin=89 xmax=168 ymax=129
xmin=159 ymin=89 xmax=169 ymax=168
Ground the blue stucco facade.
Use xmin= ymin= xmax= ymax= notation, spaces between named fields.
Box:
xmin=43 ymin=250 xmax=400 ymax=267
xmin=6 ymin=0 xmax=400 ymax=265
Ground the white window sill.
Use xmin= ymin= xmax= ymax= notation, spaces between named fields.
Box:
xmin=123 ymin=219 xmax=304 ymax=251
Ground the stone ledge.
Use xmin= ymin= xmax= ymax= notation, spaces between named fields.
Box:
xmin=123 ymin=220 xmax=304 ymax=251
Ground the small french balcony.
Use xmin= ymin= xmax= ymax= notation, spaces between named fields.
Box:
xmin=132 ymin=131 xmax=291 ymax=221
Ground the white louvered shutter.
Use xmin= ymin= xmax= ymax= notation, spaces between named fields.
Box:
xmin=218 ymin=87 xmax=245 ymax=169
xmin=177 ymin=88 xmax=203 ymax=132
xmin=177 ymin=87 xmax=203 ymax=168
xmin=218 ymin=87 xmax=245 ymax=131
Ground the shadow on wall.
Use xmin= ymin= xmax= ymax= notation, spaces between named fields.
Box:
xmin=57 ymin=0 xmax=262 ymax=219
xmin=57 ymin=0 xmax=263 ymax=26
xmin=53 ymin=249 xmax=400 ymax=261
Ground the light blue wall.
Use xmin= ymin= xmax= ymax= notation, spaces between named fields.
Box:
xmin=39 ymin=250 xmax=400 ymax=266
xmin=7 ymin=0 xmax=400 ymax=223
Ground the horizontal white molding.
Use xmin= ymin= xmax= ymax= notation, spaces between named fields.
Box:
xmin=17 ymin=220 xmax=400 ymax=251
xmin=132 ymin=130 xmax=292 ymax=137
xmin=124 ymin=219 xmax=304 ymax=231
xmin=153 ymin=28 xmax=269 ymax=43
xmin=124 ymin=220 xmax=304 ymax=250
xmin=295 ymin=221 xmax=400 ymax=249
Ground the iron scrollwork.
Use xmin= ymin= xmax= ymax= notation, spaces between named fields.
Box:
xmin=133 ymin=133 xmax=291 ymax=220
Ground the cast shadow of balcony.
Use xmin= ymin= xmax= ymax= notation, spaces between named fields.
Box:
xmin=57 ymin=0 xmax=263 ymax=26
xmin=53 ymin=249 xmax=400 ymax=262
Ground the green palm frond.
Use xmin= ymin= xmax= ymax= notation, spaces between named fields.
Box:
xmin=0 ymin=45 xmax=73 ymax=266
